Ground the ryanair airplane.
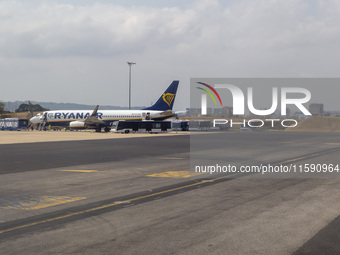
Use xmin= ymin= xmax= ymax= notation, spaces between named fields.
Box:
xmin=30 ymin=80 xmax=179 ymax=132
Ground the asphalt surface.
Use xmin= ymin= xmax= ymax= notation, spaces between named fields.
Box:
xmin=0 ymin=135 xmax=190 ymax=174
xmin=1 ymin=131 xmax=340 ymax=254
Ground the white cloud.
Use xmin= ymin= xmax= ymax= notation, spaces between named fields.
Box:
xmin=0 ymin=1 xmax=216 ymax=58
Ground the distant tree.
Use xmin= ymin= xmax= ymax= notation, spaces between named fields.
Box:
xmin=15 ymin=102 xmax=49 ymax=113
xmin=0 ymin=101 xmax=5 ymax=116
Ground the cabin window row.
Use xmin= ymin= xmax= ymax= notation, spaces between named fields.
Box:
xmin=103 ymin=115 xmax=136 ymax=118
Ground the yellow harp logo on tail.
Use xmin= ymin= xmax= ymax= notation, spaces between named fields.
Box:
xmin=162 ymin=93 xmax=175 ymax=107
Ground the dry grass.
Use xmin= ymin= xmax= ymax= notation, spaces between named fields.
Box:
xmin=286 ymin=116 xmax=340 ymax=132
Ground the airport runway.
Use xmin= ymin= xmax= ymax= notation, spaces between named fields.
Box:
xmin=1 ymin=131 xmax=340 ymax=254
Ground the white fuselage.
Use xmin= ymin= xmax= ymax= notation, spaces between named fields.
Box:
xmin=30 ymin=109 xmax=173 ymax=127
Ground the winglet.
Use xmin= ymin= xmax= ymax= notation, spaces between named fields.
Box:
xmin=85 ymin=105 xmax=100 ymax=122
xmin=90 ymin=105 xmax=99 ymax=117
xmin=84 ymin=105 xmax=105 ymax=129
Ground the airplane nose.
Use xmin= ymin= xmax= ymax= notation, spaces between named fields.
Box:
xmin=30 ymin=117 xmax=38 ymax=123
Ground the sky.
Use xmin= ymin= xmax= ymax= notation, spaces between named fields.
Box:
xmin=1 ymin=0 xmax=340 ymax=111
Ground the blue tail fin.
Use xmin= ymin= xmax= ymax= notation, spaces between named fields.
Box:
xmin=142 ymin=80 xmax=179 ymax=111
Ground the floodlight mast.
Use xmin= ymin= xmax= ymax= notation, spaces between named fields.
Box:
xmin=127 ymin=62 xmax=136 ymax=110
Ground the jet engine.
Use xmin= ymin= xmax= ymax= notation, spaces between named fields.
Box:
xmin=69 ymin=121 xmax=85 ymax=129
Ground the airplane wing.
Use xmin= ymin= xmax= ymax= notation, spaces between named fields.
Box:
xmin=159 ymin=110 xmax=173 ymax=116
xmin=84 ymin=105 xmax=105 ymax=126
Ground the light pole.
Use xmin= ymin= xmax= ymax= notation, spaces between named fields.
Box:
xmin=127 ymin=62 xmax=136 ymax=110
